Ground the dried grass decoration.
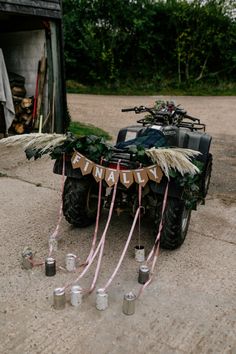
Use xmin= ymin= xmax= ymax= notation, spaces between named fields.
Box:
xmin=0 ymin=133 xmax=67 ymax=154
xmin=145 ymin=147 xmax=201 ymax=178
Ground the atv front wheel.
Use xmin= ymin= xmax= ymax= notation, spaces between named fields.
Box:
xmin=155 ymin=197 xmax=191 ymax=250
xmin=63 ymin=176 xmax=101 ymax=227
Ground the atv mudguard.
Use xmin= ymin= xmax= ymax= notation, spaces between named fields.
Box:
xmin=149 ymin=178 xmax=183 ymax=199
xmin=53 ymin=155 xmax=83 ymax=178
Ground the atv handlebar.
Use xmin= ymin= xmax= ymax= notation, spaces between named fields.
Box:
xmin=121 ymin=106 xmax=151 ymax=113
xmin=121 ymin=105 xmax=157 ymax=116
xmin=121 ymin=107 xmax=137 ymax=112
xmin=121 ymin=104 xmax=204 ymax=130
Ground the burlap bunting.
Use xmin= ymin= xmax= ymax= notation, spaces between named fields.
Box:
xmin=71 ymin=151 xmax=163 ymax=188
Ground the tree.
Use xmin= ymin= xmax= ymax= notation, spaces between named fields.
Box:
xmin=62 ymin=0 xmax=236 ymax=87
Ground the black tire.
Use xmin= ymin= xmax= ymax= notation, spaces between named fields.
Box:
xmin=154 ymin=197 xmax=191 ymax=250
xmin=63 ymin=176 xmax=101 ymax=227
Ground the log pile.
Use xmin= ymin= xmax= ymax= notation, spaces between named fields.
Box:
xmin=8 ymin=72 xmax=34 ymax=134
xmin=13 ymin=97 xmax=34 ymax=134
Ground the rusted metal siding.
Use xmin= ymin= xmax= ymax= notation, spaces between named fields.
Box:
xmin=0 ymin=0 xmax=61 ymax=19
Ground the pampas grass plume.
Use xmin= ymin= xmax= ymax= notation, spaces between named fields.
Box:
xmin=0 ymin=133 xmax=67 ymax=153
xmin=145 ymin=147 xmax=201 ymax=178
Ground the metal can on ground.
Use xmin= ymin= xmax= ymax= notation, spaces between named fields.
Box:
xmin=65 ymin=253 xmax=77 ymax=272
xmin=96 ymin=288 xmax=108 ymax=311
xmin=123 ymin=292 xmax=136 ymax=315
xmin=45 ymin=257 xmax=56 ymax=276
xmin=138 ymin=265 xmax=150 ymax=284
xmin=70 ymin=285 xmax=83 ymax=307
xmin=53 ymin=287 xmax=66 ymax=310
xmin=134 ymin=245 xmax=145 ymax=262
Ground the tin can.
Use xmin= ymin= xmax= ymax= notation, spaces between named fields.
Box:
xmin=96 ymin=288 xmax=108 ymax=311
xmin=45 ymin=257 xmax=56 ymax=276
xmin=70 ymin=285 xmax=83 ymax=307
xmin=22 ymin=247 xmax=33 ymax=269
xmin=134 ymin=245 xmax=145 ymax=262
xmin=65 ymin=253 xmax=77 ymax=272
xmin=53 ymin=287 xmax=66 ymax=310
xmin=138 ymin=265 xmax=150 ymax=284
xmin=123 ymin=292 xmax=136 ymax=315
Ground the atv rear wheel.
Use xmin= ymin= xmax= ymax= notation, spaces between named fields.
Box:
xmin=63 ymin=176 xmax=101 ymax=227
xmin=155 ymin=197 xmax=191 ymax=250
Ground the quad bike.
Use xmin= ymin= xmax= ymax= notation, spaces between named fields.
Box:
xmin=53 ymin=101 xmax=212 ymax=250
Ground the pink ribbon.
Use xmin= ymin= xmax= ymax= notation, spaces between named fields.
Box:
xmin=48 ymin=153 xmax=66 ymax=256
xmin=137 ymin=180 xmax=169 ymax=298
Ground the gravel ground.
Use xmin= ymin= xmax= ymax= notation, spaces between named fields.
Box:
xmin=0 ymin=94 xmax=235 ymax=354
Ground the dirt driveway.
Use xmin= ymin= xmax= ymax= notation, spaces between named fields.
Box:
xmin=0 ymin=95 xmax=235 ymax=354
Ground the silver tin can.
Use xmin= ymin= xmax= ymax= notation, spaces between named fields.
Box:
xmin=96 ymin=288 xmax=108 ymax=311
xmin=65 ymin=253 xmax=77 ymax=272
xmin=134 ymin=245 xmax=145 ymax=262
xmin=138 ymin=265 xmax=150 ymax=284
xmin=123 ymin=292 xmax=136 ymax=315
xmin=53 ymin=287 xmax=66 ymax=310
xmin=70 ymin=285 xmax=83 ymax=307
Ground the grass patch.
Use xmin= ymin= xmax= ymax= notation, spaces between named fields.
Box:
xmin=68 ymin=121 xmax=112 ymax=140
xmin=0 ymin=171 xmax=7 ymax=177
xmin=66 ymin=80 xmax=236 ymax=96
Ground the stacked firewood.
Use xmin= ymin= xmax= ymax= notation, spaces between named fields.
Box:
xmin=12 ymin=97 xmax=34 ymax=134
xmin=9 ymin=72 xmax=34 ymax=134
